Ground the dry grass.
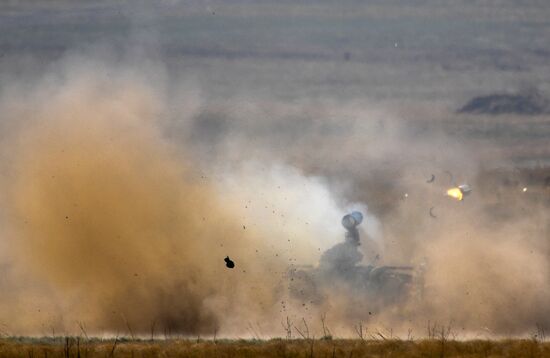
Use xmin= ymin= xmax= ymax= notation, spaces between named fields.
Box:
xmin=1 ymin=337 xmax=550 ymax=357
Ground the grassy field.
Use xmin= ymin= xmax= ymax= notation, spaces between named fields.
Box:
xmin=1 ymin=337 xmax=550 ymax=357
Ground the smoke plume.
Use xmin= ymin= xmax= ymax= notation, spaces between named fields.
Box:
xmin=0 ymin=47 xmax=548 ymax=338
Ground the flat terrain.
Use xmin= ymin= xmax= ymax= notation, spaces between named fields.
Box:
xmin=1 ymin=338 xmax=550 ymax=357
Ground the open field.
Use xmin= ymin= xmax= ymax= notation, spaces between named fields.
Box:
xmin=1 ymin=337 xmax=550 ymax=357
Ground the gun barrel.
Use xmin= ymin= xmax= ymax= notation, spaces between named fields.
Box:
xmin=341 ymin=211 xmax=363 ymax=230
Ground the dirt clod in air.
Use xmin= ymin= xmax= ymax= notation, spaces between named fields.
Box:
xmin=224 ymin=256 xmax=235 ymax=269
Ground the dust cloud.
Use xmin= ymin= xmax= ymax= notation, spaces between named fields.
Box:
xmin=0 ymin=58 xmax=294 ymax=336
xmin=0 ymin=50 xmax=548 ymax=338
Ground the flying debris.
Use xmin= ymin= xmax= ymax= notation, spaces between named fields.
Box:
xmin=447 ymin=187 xmax=463 ymax=201
xmin=426 ymin=174 xmax=435 ymax=183
xmin=429 ymin=207 xmax=437 ymax=218
xmin=224 ymin=256 xmax=235 ymax=269
xmin=446 ymin=184 xmax=472 ymax=201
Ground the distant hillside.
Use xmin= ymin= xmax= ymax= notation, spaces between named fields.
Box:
xmin=458 ymin=90 xmax=550 ymax=115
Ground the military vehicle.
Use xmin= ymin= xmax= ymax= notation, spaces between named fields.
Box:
xmin=288 ymin=211 xmax=417 ymax=310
